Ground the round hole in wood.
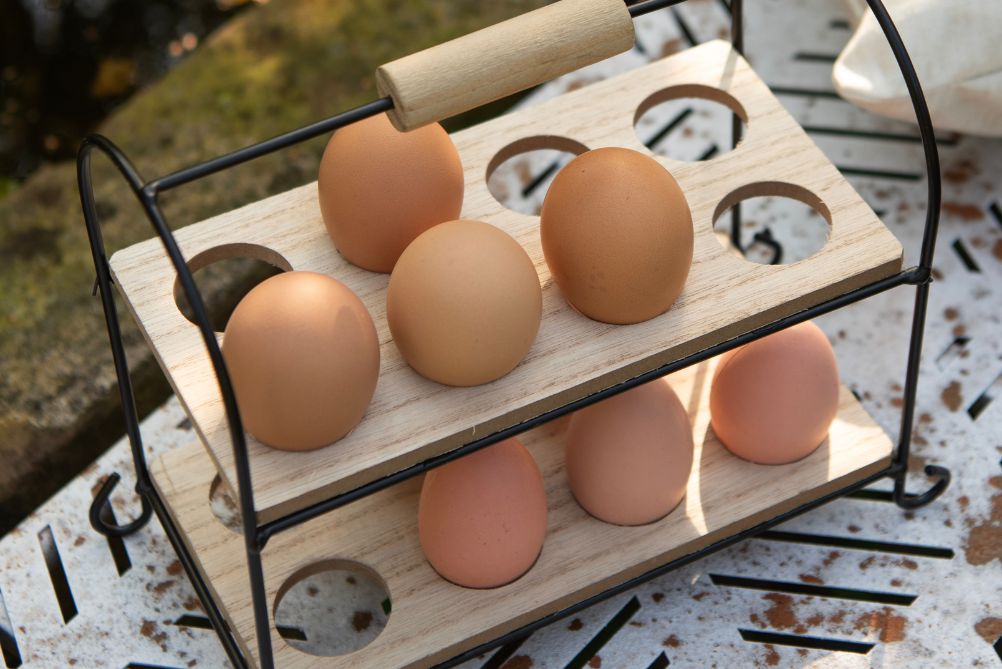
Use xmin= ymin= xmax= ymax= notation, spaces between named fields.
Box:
xmin=634 ymin=84 xmax=748 ymax=162
xmin=172 ymin=243 xmax=292 ymax=333
xmin=485 ymin=136 xmax=589 ymax=215
xmin=712 ymin=182 xmax=832 ymax=265
xmin=274 ymin=560 xmax=390 ymax=656
xmin=207 ymin=474 xmax=242 ymax=534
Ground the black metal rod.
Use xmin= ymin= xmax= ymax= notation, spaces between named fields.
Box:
xmin=729 ymin=0 xmax=744 ymax=251
xmin=76 ymin=133 xmax=275 ymax=668
xmin=628 ymin=0 xmax=690 ymax=18
xmin=77 ymin=138 xmax=151 ymax=492
xmin=147 ymin=97 xmax=393 ymax=194
xmin=258 ymin=267 xmax=919 ymax=544
xmin=148 ymin=486 xmax=248 ymax=668
xmin=860 ymin=0 xmax=946 ymax=508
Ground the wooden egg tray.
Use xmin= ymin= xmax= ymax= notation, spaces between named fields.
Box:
xmin=112 ymin=38 xmax=902 ymax=527
xmin=151 ymin=357 xmax=893 ymax=668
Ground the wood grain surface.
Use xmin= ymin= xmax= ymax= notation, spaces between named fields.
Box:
xmin=376 ymin=0 xmax=635 ymax=130
xmin=113 ymin=41 xmax=903 ymax=524
xmin=151 ymin=357 xmax=894 ymax=669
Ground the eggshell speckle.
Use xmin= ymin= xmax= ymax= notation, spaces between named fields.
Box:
xmin=318 ymin=112 xmax=464 ymax=273
xmin=540 ymin=147 xmax=693 ymax=324
xmin=710 ymin=321 xmax=840 ymax=465
xmin=566 ymin=378 xmax=693 ymax=525
xmin=221 ymin=271 xmax=379 ymax=451
xmin=386 ymin=220 xmax=542 ymax=386
xmin=418 ymin=438 xmax=547 ymax=588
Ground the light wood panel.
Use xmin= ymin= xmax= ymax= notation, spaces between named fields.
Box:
xmin=113 ymin=40 xmax=903 ymax=524
xmin=151 ymin=358 xmax=895 ymax=669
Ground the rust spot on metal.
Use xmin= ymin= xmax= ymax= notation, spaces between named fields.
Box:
xmin=944 ymin=307 xmax=959 ymax=320
xmin=166 ymin=559 xmax=183 ymax=576
xmin=964 ymin=477 xmax=1002 ymax=565
xmin=799 ymin=574 xmax=823 ymax=584
xmin=854 ymin=607 xmax=907 ymax=642
xmin=897 ymin=558 xmax=918 ymax=570
xmin=663 ymin=634 xmax=680 ymax=647
xmin=660 ymin=38 xmax=684 ymax=58
xmin=352 ymin=610 xmax=373 ymax=632
xmin=942 ymin=202 xmax=985 ymax=221
xmin=763 ymin=644 xmax=781 ymax=666
xmin=588 ymin=655 xmax=602 ymax=668
xmin=568 ymin=618 xmax=583 ymax=631
xmin=974 ymin=617 xmax=1002 ymax=644
xmin=502 ymin=655 xmax=534 ymax=669
xmin=761 ymin=593 xmax=798 ymax=629
xmin=941 ymin=381 xmax=963 ymax=412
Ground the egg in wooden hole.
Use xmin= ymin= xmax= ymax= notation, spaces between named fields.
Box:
xmin=221 ymin=271 xmax=379 ymax=452
xmin=418 ymin=437 xmax=547 ymax=589
xmin=386 ymin=219 xmax=542 ymax=386
xmin=566 ymin=377 xmax=694 ymax=526
xmin=317 ymin=112 xmax=464 ymax=273
xmin=540 ymin=147 xmax=693 ymax=325
xmin=710 ymin=321 xmax=840 ymax=465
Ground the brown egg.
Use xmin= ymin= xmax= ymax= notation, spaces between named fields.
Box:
xmin=386 ymin=220 xmax=542 ymax=386
xmin=221 ymin=271 xmax=379 ymax=451
xmin=540 ymin=147 xmax=693 ymax=324
xmin=566 ymin=378 xmax=693 ymax=525
xmin=317 ymin=112 xmax=464 ymax=273
xmin=710 ymin=321 xmax=840 ymax=465
xmin=418 ymin=438 xmax=547 ymax=588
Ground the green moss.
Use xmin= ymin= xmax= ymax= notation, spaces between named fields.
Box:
xmin=0 ymin=0 xmax=551 ymax=531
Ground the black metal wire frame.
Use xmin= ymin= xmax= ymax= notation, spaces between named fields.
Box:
xmin=75 ymin=0 xmax=949 ymax=666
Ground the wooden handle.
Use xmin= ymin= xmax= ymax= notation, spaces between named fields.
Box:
xmin=376 ymin=0 xmax=635 ymax=130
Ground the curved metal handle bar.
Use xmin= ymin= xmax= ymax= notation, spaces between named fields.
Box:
xmin=89 ymin=472 xmax=154 ymax=536
xmin=77 ymin=133 xmax=275 ymax=666
xmin=862 ymin=0 xmax=948 ymax=509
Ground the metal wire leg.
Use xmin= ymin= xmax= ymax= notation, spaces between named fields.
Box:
xmin=893 ymin=464 xmax=951 ymax=510
xmin=89 ymin=473 xmax=154 ymax=537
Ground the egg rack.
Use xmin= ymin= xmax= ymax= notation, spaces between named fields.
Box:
xmin=76 ymin=0 xmax=949 ymax=667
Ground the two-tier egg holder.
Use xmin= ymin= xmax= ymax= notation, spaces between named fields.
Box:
xmin=77 ymin=0 xmax=951 ymax=666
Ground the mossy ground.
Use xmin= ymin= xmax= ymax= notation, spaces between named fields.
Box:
xmin=0 ymin=0 xmax=547 ymax=532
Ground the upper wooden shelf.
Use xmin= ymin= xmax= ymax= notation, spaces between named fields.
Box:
xmin=112 ymin=40 xmax=903 ymax=524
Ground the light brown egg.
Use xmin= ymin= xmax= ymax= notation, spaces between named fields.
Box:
xmin=386 ymin=219 xmax=542 ymax=386
xmin=710 ymin=321 xmax=840 ymax=465
xmin=317 ymin=112 xmax=464 ymax=273
xmin=418 ymin=438 xmax=547 ymax=588
xmin=221 ymin=271 xmax=379 ymax=451
xmin=540 ymin=147 xmax=693 ymax=324
xmin=565 ymin=378 xmax=693 ymax=525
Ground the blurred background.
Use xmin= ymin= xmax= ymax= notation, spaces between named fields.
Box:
xmin=1 ymin=0 xmax=255 ymax=189
xmin=0 ymin=0 xmax=548 ymax=534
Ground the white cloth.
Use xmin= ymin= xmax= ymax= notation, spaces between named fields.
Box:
xmin=834 ymin=0 xmax=1002 ymax=137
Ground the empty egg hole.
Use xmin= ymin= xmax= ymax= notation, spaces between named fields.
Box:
xmin=208 ymin=474 xmax=242 ymax=534
xmin=634 ymin=84 xmax=748 ymax=162
xmin=712 ymin=183 xmax=832 ymax=265
xmin=486 ymin=136 xmax=589 ymax=215
xmin=274 ymin=560 xmax=390 ymax=656
xmin=173 ymin=243 xmax=291 ymax=332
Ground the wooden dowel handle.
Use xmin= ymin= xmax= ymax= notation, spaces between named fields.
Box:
xmin=376 ymin=0 xmax=635 ymax=130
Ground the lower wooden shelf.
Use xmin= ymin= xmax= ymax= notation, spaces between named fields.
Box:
xmin=150 ymin=357 xmax=893 ymax=669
